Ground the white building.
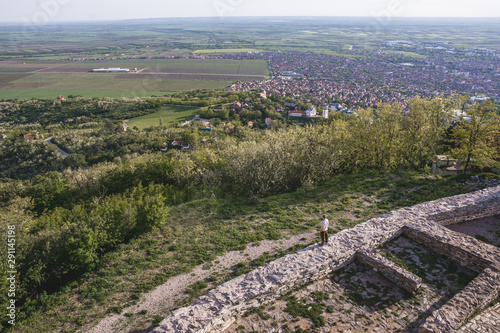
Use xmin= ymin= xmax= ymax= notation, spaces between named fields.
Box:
xmin=288 ymin=111 xmax=303 ymax=117
xmin=306 ymin=105 xmax=317 ymax=117
xmin=92 ymin=68 xmax=135 ymax=73
xmin=323 ymin=105 xmax=329 ymax=119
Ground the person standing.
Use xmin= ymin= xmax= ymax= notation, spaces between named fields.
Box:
xmin=320 ymin=215 xmax=329 ymax=246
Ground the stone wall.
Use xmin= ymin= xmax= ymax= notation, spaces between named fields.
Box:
xmin=419 ymin=265 xmax=500 ymax=333
xmin=410 ymin=185 xmax=500 ymax=225
xmin=356 ymin=249 xmax=422 ymax=294
xmin=402 ymin=224 xmax=495 ymax=273
xmin=152 ymin=184 xmax=500 ymax=333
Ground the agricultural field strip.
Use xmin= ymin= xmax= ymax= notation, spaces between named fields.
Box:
xmin=0 ymin=61 xmax=269 ymax=81
xmin=118 ymin=72 xmax=266 ymax=77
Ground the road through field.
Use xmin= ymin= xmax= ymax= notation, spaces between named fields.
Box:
xmin=45 ymin=138 xmax=70 ymax=157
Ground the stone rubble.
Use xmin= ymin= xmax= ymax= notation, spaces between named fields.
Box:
xmin=151 ymin=185 xmax=500 ymax=333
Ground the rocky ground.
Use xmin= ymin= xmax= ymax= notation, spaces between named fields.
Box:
xmin=448 ymin=215 xmax=500 ymax=248
xmin=224 ymin=216 xmax=500 ymax=333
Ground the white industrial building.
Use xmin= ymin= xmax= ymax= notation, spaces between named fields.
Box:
xmin=92 ymin=68 xmax=137 ymax=73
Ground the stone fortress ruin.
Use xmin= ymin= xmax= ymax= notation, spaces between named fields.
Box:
xmin=152 ymin=184 xmax=500 ymax=333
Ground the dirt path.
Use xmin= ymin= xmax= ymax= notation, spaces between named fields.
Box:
xmin=447 ymin=215 xmax=500 ymax=246
xmin=85 ymin=231 xmax=317 ymax=333
xmin=181 ymin=114 xmax=210 ymax=127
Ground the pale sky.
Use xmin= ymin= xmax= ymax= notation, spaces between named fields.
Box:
xmin=1 ymin=0 xmax=499 ymax=23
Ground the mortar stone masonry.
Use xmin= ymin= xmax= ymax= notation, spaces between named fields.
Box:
xmin=151 ymin=184 xmax=500 ymax=333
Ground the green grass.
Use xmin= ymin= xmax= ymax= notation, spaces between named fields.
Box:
xmin=313 ymin=50 xmax=366 ymax=58
xmin=0 ymin=59 xmax=267 ymax=96
xmin=193 ymin=48 xmax=264 ymax=54
xmin=0 ymin=89 xmax=175 ymax=100
xmin=283 ymin=292 xmax=328 ymax=328
xmin=127 ymin=105 xmax=199 ymax=129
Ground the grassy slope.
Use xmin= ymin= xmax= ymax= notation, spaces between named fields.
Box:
xmin=126 ymin=105 xmax=199 ymax=129
xmin=10 ymin=171 xmax=484 ymax=333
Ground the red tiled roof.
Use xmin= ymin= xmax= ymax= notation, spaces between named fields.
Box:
xmin=24 ymin=133 xmax=34 ymax=141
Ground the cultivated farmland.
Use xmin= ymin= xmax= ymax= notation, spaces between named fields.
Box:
xmin=0 ymin=58 xmax=269 ymax=99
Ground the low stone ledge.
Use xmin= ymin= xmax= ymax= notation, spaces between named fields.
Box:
xmin=356 ymin=249 xmax=422 ymax=295
xmin=413 ymin=185 xmax=500 ymax=226
xmin=419 ymin=265 xmax=500 ymax=333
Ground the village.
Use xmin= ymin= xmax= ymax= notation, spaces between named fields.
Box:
xmin=217 ymin=48 xmax=499 ymax=110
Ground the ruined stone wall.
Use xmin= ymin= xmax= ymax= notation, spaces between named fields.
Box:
xmin=356 ymin=249 xmax=422 ymax=294
xmin=402 ymin=225 xmax=493 ymax=273
xmin=152 ymin=184 xmax=500 ymax=333
xmin=410 ymin=185 xmax=500 ymax=225
xmin=419 ymin=265 xmax=500 ymax=333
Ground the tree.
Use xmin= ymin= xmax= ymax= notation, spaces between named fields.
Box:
xmin=450 ymin=100 xmax=500 ymax=172
xmin=64 ymin=154 xmax=87 ymax=168
xmin=183 ymin=131 xmax=200 ymax=146
xmin=401 ymin=95 xmax=464 ymax=168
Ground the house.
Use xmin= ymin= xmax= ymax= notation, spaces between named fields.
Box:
xmin=330 ymin=103 xmax=342 ymax=111
xmin=233 ymin=101 xmax=242 ymax=108
xmin=23 ymin=133 xmax=34 ymax=142
xmin=248 ymin=121 xmax=254 ymax=128
xmin=1 ymin=134 xmax=6 ymax=140
xmin=432 ymin=155 xmax=463 ymax=176
xmin=171 ymin=140 xmax=190 ymax=150
xmin=277 ymin=108 xmax=285 ymax=112
xmin=260 ymin=90 xmax=267 ymax=99
xmin=288 ymin=111 xmax=303 ymax=117
xmin=265 ymin=118 xmax=272 ymax=127
xmin=306 ymin=105 xmax=317 ymax=117
xmin=123 ymin=122 xmax=129 ymax=132
xmin=56 ymin=95 xmax=65 ymax=100
xmin=284 ymin=102 xmax=296 ymax=108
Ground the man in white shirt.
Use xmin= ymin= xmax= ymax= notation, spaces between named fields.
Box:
xmin=320 ymin=215 xmax=329 ymax=246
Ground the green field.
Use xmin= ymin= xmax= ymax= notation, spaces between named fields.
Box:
xmin=127 ymin=105 xmax=199 ymax=129
xmin=0 ymin=89 xmax=176 ymax=100
xmin=313 ymin=50 xmax=366 ymax=58
xmin=0 ymin=58 xmax=268 ymax=99
xmin=194 ymin=48 xmax=264 ymax=54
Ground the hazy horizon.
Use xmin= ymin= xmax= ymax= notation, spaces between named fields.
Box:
xmin=1 ymin=0 xmax=499 ymax=24
xmin=1 ymin=15 xmax=500 ymax=26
